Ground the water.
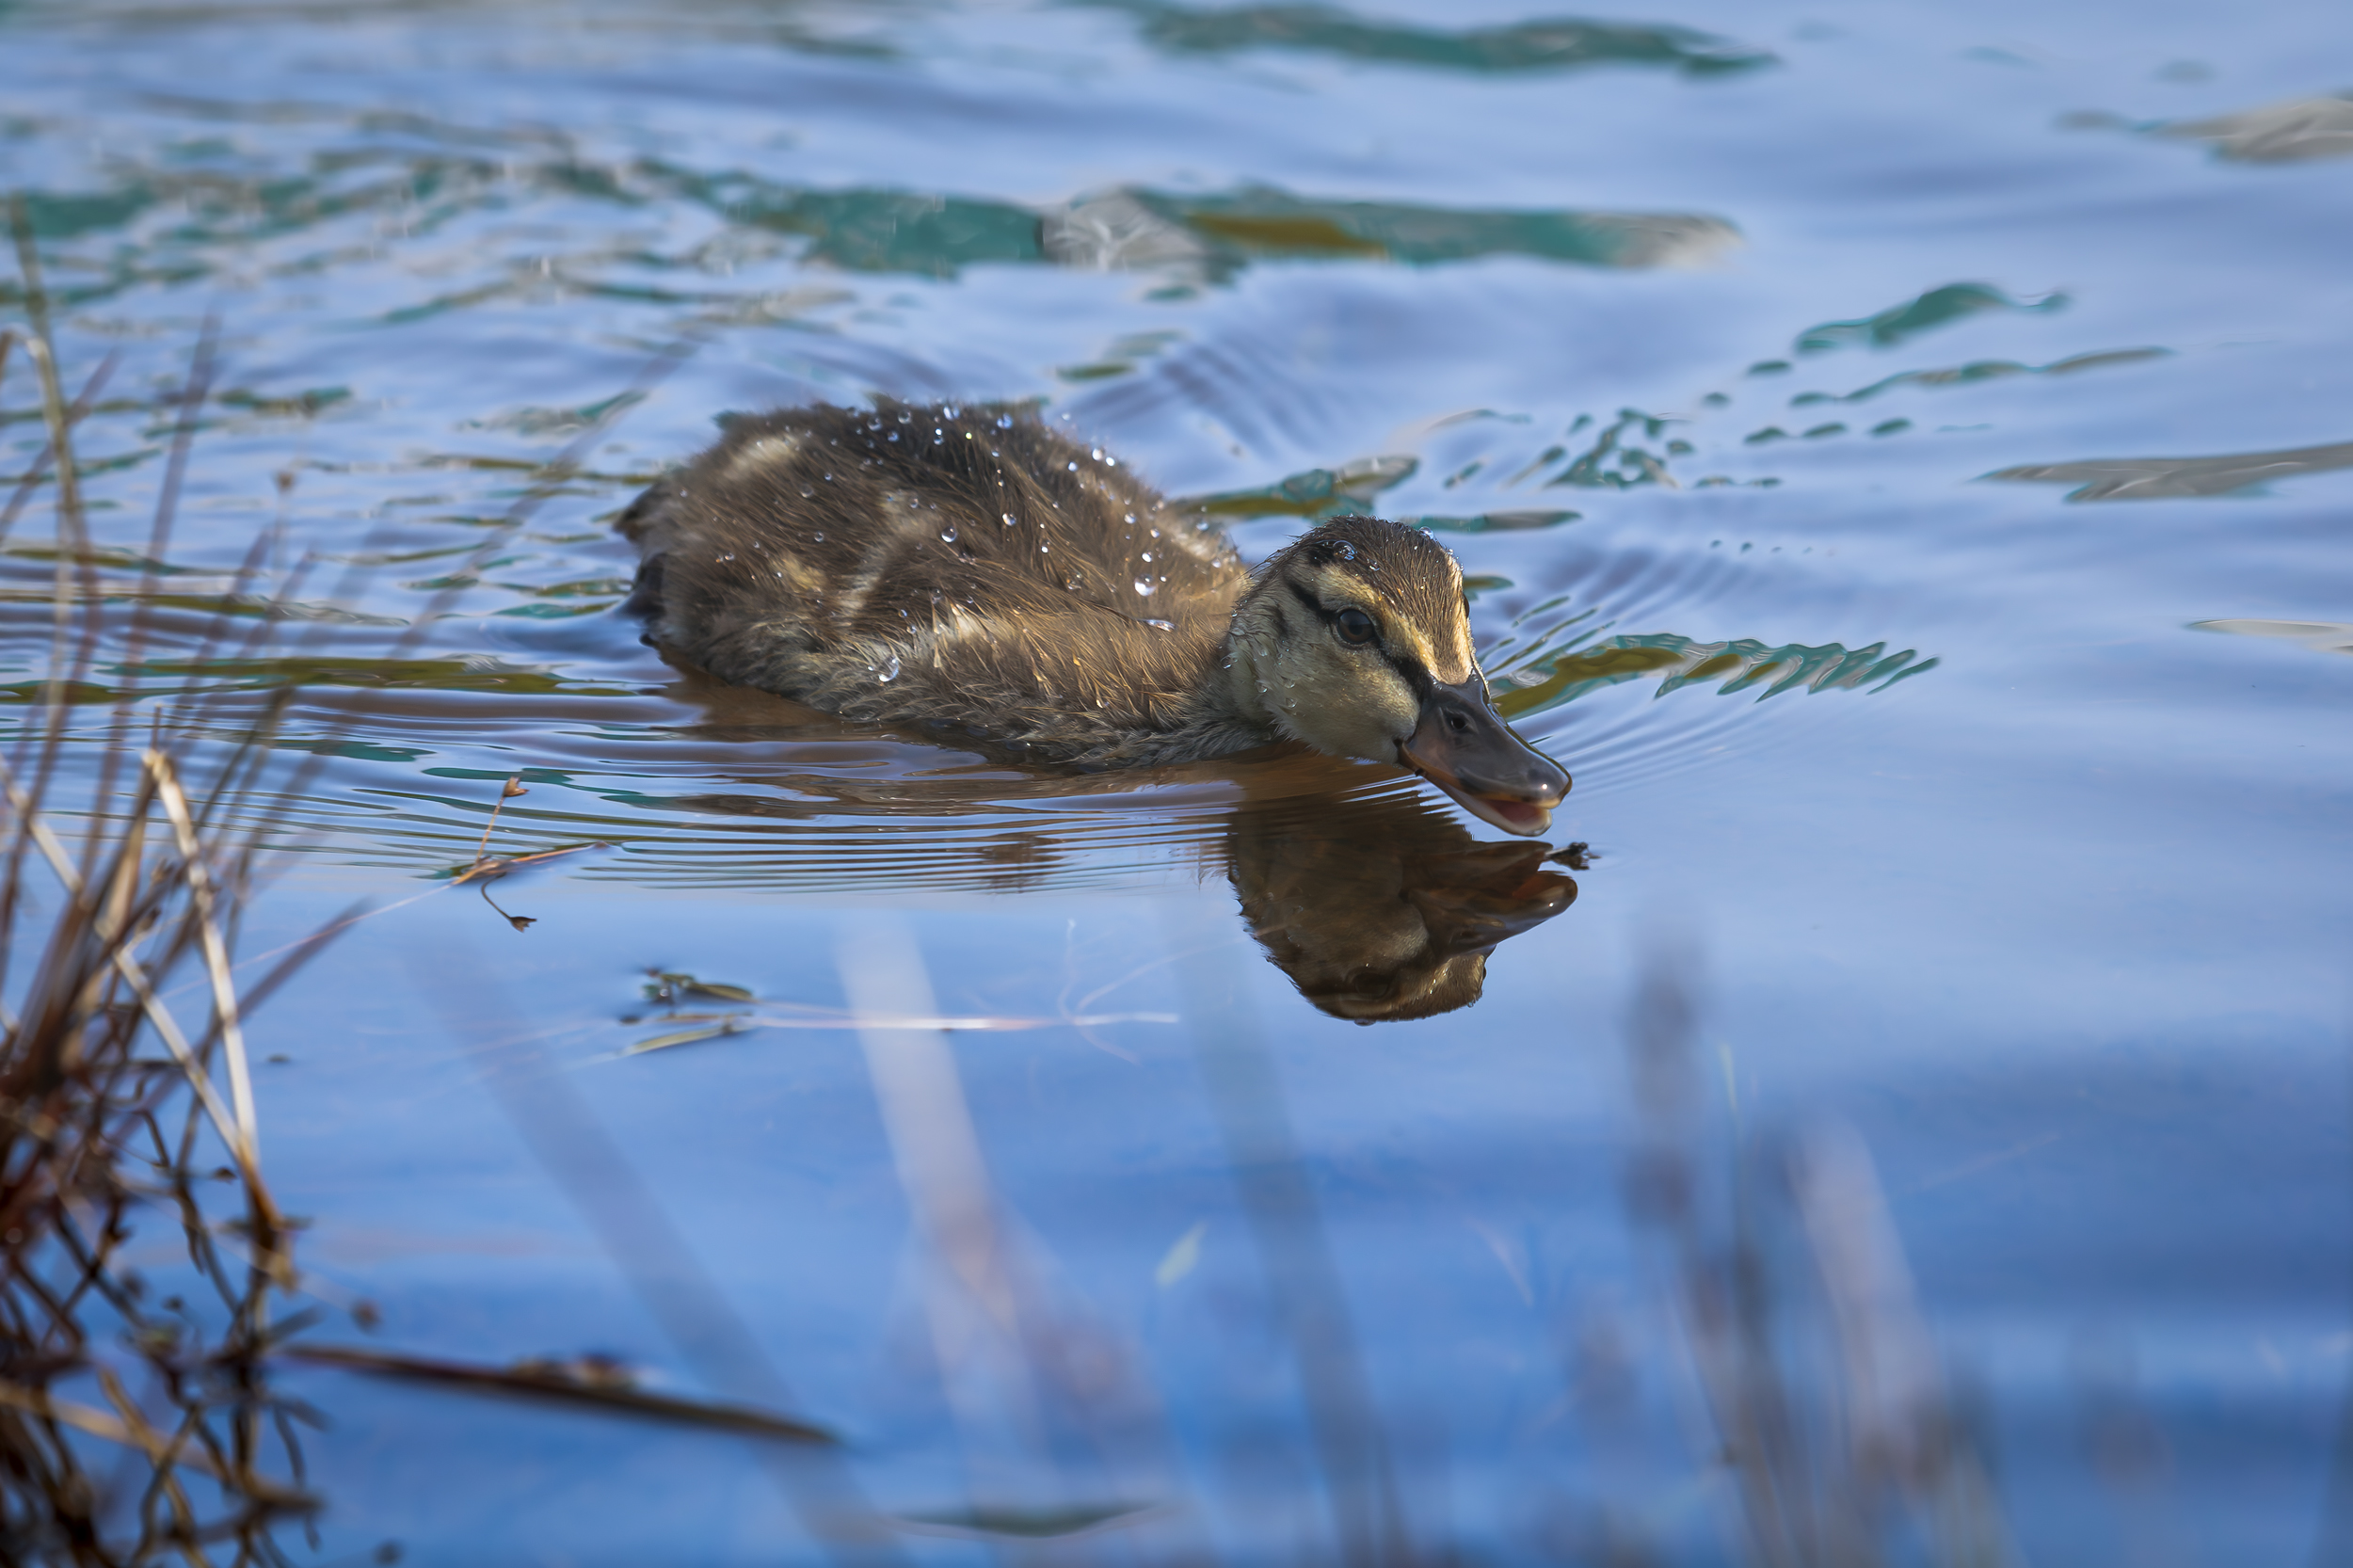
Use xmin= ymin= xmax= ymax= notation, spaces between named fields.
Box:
xmin=4 ymin=1 xmax=2352 ymax=1561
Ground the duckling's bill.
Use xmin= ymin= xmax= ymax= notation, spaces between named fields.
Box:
xmin=1398 ymin=679 xmax=1570 ymax=838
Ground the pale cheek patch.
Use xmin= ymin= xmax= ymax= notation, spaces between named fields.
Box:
xmin=1369 ymin=666 xmax=1419 ymax=732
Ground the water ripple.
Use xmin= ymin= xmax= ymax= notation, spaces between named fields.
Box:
xmin=1986 ymin=438 xmax=2353 ymax=501
xmin=1090 ymin=1 xmax=1776 ymax=77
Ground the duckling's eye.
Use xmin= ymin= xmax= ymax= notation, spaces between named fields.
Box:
xmin=1334 ymin=607 xmax=1378 ymax=647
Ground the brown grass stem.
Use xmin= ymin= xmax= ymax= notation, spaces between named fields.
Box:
xmin=472 ymin=775 xmax=526 ymax=865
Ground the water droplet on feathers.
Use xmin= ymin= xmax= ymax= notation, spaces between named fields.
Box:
xmin=876 ymin=654 xmax=901 ymax=681
xmin=1139 ymin=552 xmax=1152 ymax=562
xmin=1064 ymin=570 xmax=1084 ymax=591
xmin=1145 ymin=618 xmax=1176 ymax=632
xmin=997 ymin=415 xmax=1013 ymax=428
xmin=1132 ymin=577 xmax=1153 ymax=596
xmin=1001 ymin=512 xmax=1016 ymax=527
xmin=940 ymin=525 xmax=958 ymax=542
xmin=811 ymin=532 xmax=824 ymax=541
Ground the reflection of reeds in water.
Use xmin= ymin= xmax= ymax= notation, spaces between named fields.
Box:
xmin=1 ymin=214 xmax=336 ymax=1563
xmin=1611 ymin=942 xmax=2023 ymax=1568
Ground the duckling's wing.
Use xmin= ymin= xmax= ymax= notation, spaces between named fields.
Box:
xmin=616 ymin=402 xmax=1251 ymax=760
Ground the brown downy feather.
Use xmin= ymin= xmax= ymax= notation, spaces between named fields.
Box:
xmin=619 ymin=400 xmax=1262 ymax=764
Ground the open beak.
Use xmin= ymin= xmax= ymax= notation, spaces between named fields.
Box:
xmin=1397 ymin=680 xmax=1570 ymax=838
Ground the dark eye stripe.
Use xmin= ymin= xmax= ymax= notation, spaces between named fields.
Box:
xmin=1283 ymin=572 xmax=1433 ymax=691
xmin=1286 ymin=577 xmax=1381 ymax=640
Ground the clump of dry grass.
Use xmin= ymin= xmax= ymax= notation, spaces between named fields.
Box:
xmin=0 ymin=208 xmax=862 ymax=1565
xmin=1 ymin=205 xmax=343 ymax=1566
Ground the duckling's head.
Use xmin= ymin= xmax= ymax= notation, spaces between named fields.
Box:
xmin=1226 ymin=516 xmax=1570 ymax=836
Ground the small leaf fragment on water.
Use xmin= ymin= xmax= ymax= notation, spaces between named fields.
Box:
xmin=502 ymin=777 xmax=528 ymax=798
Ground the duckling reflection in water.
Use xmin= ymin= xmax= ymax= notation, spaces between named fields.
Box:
xmin=656 ymin=768 xmax=1581 ymax=1024
xmin=1230 ymin=792 xmax=1579 ymax=1023
xmin=618 ymin=400 xmax=1567 ymax=834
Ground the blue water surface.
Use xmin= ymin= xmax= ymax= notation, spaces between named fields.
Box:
xmin=4 ymin=0 xmax=2352 ymax=1562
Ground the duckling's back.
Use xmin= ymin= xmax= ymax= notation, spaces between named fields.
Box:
xmin=617 ymin=401 xmax=1253 ymax=763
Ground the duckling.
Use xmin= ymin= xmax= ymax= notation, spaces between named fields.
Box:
xmin=616 ymin=400 xmax=1568 ymax=834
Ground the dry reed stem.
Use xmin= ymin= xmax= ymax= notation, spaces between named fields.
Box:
xmin=470 ymin=775 xmax=526 ymax=864
xmin=145 ymin=752 xmax=259 ymax=1168
xmin=1 ymin=761 xmax=253 ymax=1199
xmin=0 ymin=1380 xmax=311 ymax=1510
xmin=281 ymin=1344 xmax=839 ymax=1445
xmin=0 ymin=349 xmax=114 ymax=546
xmin=1618 ymin=941 xmax=2022 ymax=1568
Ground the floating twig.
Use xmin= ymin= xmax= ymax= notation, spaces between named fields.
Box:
xmin=282 ymin=1344 xmax=839 ymax=1445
